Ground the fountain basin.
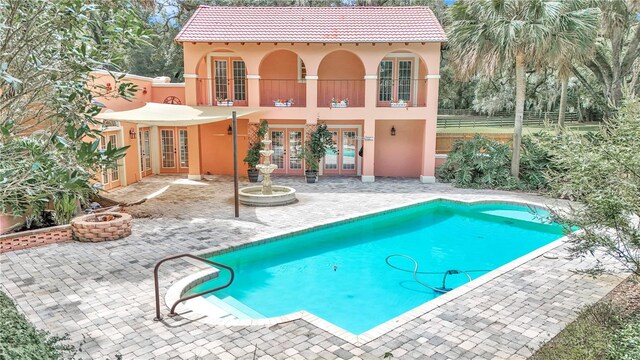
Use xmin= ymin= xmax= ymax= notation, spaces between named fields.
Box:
xmin=239 ymin=186 xmax=297 ymax=206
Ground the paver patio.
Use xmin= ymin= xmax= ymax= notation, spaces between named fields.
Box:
xmin=0 ymin=175 xmax=627 ymax=359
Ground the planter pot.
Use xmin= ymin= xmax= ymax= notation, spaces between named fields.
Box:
xmin=305 ymin=170 xmax=318 ymax=183
xmin=247 ymin=169 xmax=260 ymax=183
xmin=217 ymin=101 xmax=233 ymax=107
xmin=331 ymin=103 xmax=348 ymax=108
xmin=390 ymin=103 xmax=408 ymax=108
xmin=274 ymin=102 xmax=293 ymax=107
xmin=71 ymin=212 xmax=132 ymax=242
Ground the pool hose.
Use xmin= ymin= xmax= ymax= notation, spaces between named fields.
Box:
xmin=385 ymin=254 xmax=481 ymax=293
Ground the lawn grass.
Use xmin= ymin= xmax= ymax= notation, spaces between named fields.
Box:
xmin=531 ymin=276 xmax=640 ymax=360
xmin=0 ymin=291 xmax=73 ymax=359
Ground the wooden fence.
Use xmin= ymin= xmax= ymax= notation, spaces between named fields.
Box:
xmin=437 ymin=110 xmax=578 ymax=128
xmin=436 ymin=133 xmax=513 ymax=155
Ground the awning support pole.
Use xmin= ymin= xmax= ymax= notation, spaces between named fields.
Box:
xmin=232 ymin=111 xmax=239 ymax=218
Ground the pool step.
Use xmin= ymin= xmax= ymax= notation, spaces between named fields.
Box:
xmin=206 ymin=295 xmax=265 ymax=319
xmin=221 ymin=296 xmax=266 ymax=319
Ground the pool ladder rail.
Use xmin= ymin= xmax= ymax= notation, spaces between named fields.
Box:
xmin=153 ymin=253 xmax=235 ymax=321
xmin=385 ymin=254 xmax=473 ymax=293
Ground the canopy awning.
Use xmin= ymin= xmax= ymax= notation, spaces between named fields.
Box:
xmin=95 ymin=103 xmax=262 ymax=126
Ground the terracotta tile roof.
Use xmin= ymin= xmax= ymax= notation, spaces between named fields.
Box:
xmin=175 ymin=6 xmax=446 ymax=43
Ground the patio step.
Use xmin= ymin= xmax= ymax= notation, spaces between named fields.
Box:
xmin=206 ymin=295 xmax=265 ymax=319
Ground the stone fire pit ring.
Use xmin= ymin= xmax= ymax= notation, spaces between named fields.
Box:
xmin=71 ymin=212 xmax=132 ymax=242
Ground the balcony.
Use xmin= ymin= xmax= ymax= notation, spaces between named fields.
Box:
xmin=196 ymin=78 xmax=249 ymax=107
xmin=376 ymin=79 xmax=427 ymax=108
xmin=259 ymin=79 xmax=306 ymax=107
xmin=317 ymin=80 xmax=365 ymax=108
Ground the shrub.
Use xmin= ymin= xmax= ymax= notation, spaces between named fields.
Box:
xmin=437 ymin=133 xmax=552 ymax=190
xmin=544 ymin=99 xmax=640 ymax=276
xmin=0 ymin=291 xmax=74 ymax=359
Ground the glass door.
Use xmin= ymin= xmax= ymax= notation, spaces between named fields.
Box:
xmin=160 ymin=129 xmax=176 ymax=172
xmin=323 ymin=130 xmax=339 ymax=175
xmin=160 ymin=127 xmax=190 ymax=173
xmin=340 ymin=129 xmax=357 ymax=175
xmin=100 ymin=132 xmax=122 ymax=189
xmin=288 ymin=130 xmax=303 ymax=175
xmin=270 ymin=128 xmax=304 ymax=175
xmin=212 ymin=57 xmax=247 ymax=106
xmin=139 ymin=128 xmax=152 ymax=177
xmin=270 ymin=130 xmax=285 ymax=174
xmin=323 ymin=128 xmax=358 ymax=176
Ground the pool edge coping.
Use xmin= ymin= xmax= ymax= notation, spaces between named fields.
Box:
xmin=164 ymin=196 xmax=571 ymax=345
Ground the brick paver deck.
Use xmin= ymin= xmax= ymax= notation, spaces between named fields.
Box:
xmin=0 ymin=176 xmax=627 ymax=359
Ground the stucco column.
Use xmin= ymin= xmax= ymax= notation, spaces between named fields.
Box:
xmin=186 ymin=125 xmax=202 ymax=180
xmin=184 ymin=73 xmax=202 ymax=180
xmin=305 ymin=75 xmax=318 ymax=110
xmin=362 ymin=74 xmax=378 ymax=182
xmin=247 ymin=74 xmax=260 ymax=108
xmin=420 ymin=74 xmax=440 ymax=183
xmin=184 ymin=74 xmax=198 ymax=106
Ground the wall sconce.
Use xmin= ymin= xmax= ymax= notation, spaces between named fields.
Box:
xmin=227 ymin=125 xmax=233 ymax=135
xmin=129 ymin=128 xmax=136 ymax=139
xmin=142 ymin=87 xmax=148 ymax=95
xmin=391 ymin=125 xmax=396 ymax=136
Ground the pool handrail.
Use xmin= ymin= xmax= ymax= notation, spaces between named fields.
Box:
xmin=153 ymin=253 xmax=235 ymax=321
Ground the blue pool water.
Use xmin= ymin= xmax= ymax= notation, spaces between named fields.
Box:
xmin=190 ymin=201 xmax=567 ymax=334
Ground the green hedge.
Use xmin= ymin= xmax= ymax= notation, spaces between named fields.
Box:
xmin=0 ymin=291 xmax=73 ymax=359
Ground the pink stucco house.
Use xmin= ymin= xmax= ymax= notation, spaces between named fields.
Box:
xmin=95 ymin=6 xmax=446 ymax=189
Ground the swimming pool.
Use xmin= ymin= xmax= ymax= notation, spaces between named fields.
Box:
xmin=187 ymin=200 xmax=567 ymax=335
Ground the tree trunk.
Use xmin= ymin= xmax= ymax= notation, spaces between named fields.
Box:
xmin=558 ymin=75 xmax=568 ymax=128
xmin=511 ymin=52 xmax=526 ymax=178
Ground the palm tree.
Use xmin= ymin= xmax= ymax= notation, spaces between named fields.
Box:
xmin=547 ymin=1 xmax=600 ymax=127
xmin=447 ymin=0 xmax=598 ymax=177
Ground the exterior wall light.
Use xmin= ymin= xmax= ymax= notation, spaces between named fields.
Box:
xmin=227 ymin=125 xmax=233 ymax=135
xmin=129 ymin=128 xmax=136 ymax=139
xmin=391 ymin=125 xmax=396 ymax=136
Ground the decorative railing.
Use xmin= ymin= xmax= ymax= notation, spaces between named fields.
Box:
xmin=376 ymin=79 xmax=426 ymax=107
xmin=259 ymin=79 xmax=306 ymax=107
xmin=317 ymin=80 xmax=365 ymax=108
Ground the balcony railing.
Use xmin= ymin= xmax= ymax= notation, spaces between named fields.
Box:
xmin=317 ymin=80 xmax=365 ymax=108
xmin=376 ymin=79 xmax=427 ymax=107
xmin=259 ymin=79 xmax=306 ymax=107
xmin=195 ymin=78 xmax=249 ymax=107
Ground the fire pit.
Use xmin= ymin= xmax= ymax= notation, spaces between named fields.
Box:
xmin=71 ymin=212 xmax=132 ymax=242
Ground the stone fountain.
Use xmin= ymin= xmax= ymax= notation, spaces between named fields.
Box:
xmin=238 ymin=135 xmax=296 ymax=206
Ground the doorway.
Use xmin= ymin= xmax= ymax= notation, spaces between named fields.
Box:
xmin=139 ymin=128 xmax=152 ymax=177
xmin=101 ymin=132 xmax=122 ymax=190
xmin=159 ymin=127 xmax=189 ymax=173
xmin=211 ymin=57 xmax=248 ymax=106
xmin=323 ymin=128 xmax=359 ymax=176
xmin=269 ymin=127 xmax=304 ymax=175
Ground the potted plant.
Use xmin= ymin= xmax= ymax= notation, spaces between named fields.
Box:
xmin=390 ymin=98 xmax=408 ymax=108
xmin=274 ymin=98 xmax=294 ymax=107
xmin=243 ymin=120 xmax=269 ymax=182
xmin=300 ymin=124 xmax=336 ymax=183
xmin=217 ymin=97 xmax=233 ymax=106
xmin=331 ymin=98 xmax=349 ymax=108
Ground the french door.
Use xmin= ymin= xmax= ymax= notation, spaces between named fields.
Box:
xmin=101 ymin=133 xmax=121 ymax=189
xmin=270 ymin=128 xmax=304 ymax=175
xmin=212 ymin=58 xmax=247 ymax=106
xmin=323 ymin=128 xmax=358 ymax=176
xmin=139 ymin=128 xmax=152 ymax=177
xmin=159 ymin=127 xmax=189 ymax=173
xmin=378 ymin=58 xmax=415 ymax=106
